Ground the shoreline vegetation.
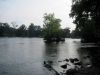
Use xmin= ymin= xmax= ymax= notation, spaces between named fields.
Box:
xmin=0 ymin=22 xmax=71 ymax=39
xmin=70 ymin=0 xmax=100 ymax=43
xmin=0 ymin=12 xmax=80 ymax=43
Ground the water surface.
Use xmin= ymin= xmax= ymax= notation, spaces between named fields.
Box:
xmin=0 ymin=38 xmax=98 ymax=75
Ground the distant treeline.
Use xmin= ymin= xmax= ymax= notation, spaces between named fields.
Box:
xmin=0 ymin=22 xmax=78 ymax=38
xmin=0 ymin=23 xmax=42 ymax=37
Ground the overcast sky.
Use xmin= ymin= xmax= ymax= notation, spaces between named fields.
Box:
xmin=0 ymin=0 xmax=75 ymax=30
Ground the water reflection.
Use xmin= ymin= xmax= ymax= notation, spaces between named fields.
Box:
xmin=78 ymin=47 xmax=92 ymax=68
xmin=43 ymin=39 xmax=81 ymax=66
xmin=0 ymin=38 xmax=100 ymax=75
xmin=58 ymin=39 xmax=81 ymax=60
xmin=78 ymin=46 xmax=100 ymax=68
xmin=43 ymin=43 xmax=59 ymax=65
xmin=43 ymin=39 xmax=82 ymax=74
xmin=74 ymin=47 xmax=100 ymax=75
xmin=43 ymin=39 xmax=100 ymax=75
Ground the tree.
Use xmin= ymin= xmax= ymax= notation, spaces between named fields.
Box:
xmin=11 ymin=22 xmax=18 ymax=36
xmin=33 ymin=26 xmax=42 ymax=37
xmin=71 ymin=27 xmax=81 ymax=38
xmin=60 ymin=28 xmax=70 ymax=38
xmin=43 ymin=13 xmax=62 ymax=42
xmin=28 ymin=23 xmax=35 ymax=37
xmin=28 ymin=23 xmax=42 ymax=37
xmin=70 ymin=0 xmax=100 ymax=43
xmin=16 ymin=24 xmax=27 ymax=37
xmin=2 ymin=23 xmax=11 ymax=36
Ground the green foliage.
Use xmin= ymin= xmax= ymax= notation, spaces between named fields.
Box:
xmin=43 ymin=13 xmax=62 ymax=41
xmin=71 ymin=27 xmax=81 ymax=38
xmin=0 ymin=23 xmax=11 ymax=36
xmin=70 ymin=0 xmax=100 ymax=43
xmin=60 ymin=28 xmax=70 ymax=38
xmin=0 ymin=13 xmax=71 ymax=38
xmin=0 ymin=22 xmax=70 ymax=38
xmin=28 ymin=23 xmax=35 ymax=37
xmin=0 ymin=22 xmax=42 ymax=37
xmin=16 ymin=24 xmax=27 ymax=37
xmin=28 ymin=23 xmax=42 ymax=37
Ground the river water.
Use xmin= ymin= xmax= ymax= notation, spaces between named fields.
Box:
xmin=0 ymin=38 xmax=99 ymax=75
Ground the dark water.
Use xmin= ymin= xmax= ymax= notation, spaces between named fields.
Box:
xmin=0 ymin=38 xmax=99 ymax=75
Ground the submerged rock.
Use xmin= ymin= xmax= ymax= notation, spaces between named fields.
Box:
xmin=63 ymin=59 xmax=69 ymax=62
xmin=60 ymin=64 xmax=67 ymax=69
xmin=43 ymin=61 xmax=53 ymax=71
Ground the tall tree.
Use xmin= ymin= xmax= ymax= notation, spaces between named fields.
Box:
xmin=70 ymin=0 xmax=100 ymax=43
xmin=43 ymin=13 xmax=61 ymax=42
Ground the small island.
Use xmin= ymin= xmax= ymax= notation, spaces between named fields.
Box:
xmin=43 ymin=13 xmax=66 ymax=43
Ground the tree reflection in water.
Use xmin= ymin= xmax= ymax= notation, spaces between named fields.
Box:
xmin=43 ymin=40 xmax=100 ymax=75
xmin=43 ymin=43 xmax=59 ymax=66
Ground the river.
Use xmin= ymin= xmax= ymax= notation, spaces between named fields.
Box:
xmin=0 ymin=38 xmax=99 ymax=75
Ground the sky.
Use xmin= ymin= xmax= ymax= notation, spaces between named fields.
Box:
xmin=0 ymin=0 xmax=75 ymax=30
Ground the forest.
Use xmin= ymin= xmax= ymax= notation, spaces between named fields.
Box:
xmin=0 ymin=21 xmax=71 ymax=38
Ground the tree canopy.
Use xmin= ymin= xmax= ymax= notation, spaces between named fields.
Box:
xmin=70 ymin=0 xmax=100 ymax=43
xmin=43 ymin=13 xmax=64 ymax=42
xmin=0 ymin=22 xmax=42 ymax=37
